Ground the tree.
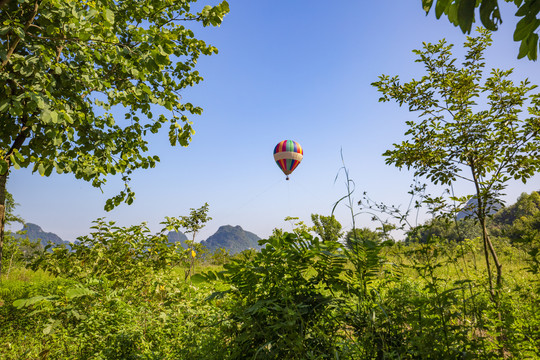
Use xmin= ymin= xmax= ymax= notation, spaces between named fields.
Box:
xmin=421 ymin=0 xmax=540 ymax=60
xmin=345 ymin=227 xmax=380 ymax=250
xmin=1 ymin=190 xmax=26 ymax=277
xmin=310 ymin=214 xmax=343 ymax=243
xmin=372 ymin=29 xmax=540 ymax=303
xmin=5 ymin=190 xmax=23 ymax=226
xmin=0 ymin=0 xmax=229 ymax=277
xmin=492 ymin=191 xmax=540 ymax=227
xmin=170 ymin=202 xmax=211 ymax=280
xmin=405 ymin=217 xmax=480 ymax=244
xmin=491 ymin=190 xmax=540 ymax=239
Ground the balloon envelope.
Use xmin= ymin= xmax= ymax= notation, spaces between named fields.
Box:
xmin=273 ymin=140 xmax=303 ymax=178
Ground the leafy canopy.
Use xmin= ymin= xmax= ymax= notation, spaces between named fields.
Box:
xmin=421 ymin=0 xmax=540 ymax=60
xmin=373 ymin=28 xmax=540 ymax=298
xmin=373 ymin=29 xmax=540 ymax=219
xmin=310 ymin=213 xmax=343 ymax=243
xmin=0 ymin=0 xmax=229 ymax=209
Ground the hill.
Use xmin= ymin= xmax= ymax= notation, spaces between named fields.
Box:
xmin=167 ymin=231 xmax=188 ymax=247
xmin=201 ymin=225 xmax=261 ymax=254
xmin=9 ymin=223 xmax=259 ymax=254
xmin=456 ymin=197 xmax=503 ymax=220
xmin=12 ymin=223 xmax=71 ymax=248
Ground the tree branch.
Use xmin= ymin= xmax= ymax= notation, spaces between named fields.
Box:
xmin=0 ymin=0 xmax=39 ymax=69
xmin=4 ymin=114 xmax=30 ymax=162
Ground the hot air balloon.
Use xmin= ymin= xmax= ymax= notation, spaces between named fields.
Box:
xmin=273 ymin=140 xmax=303 ymax=180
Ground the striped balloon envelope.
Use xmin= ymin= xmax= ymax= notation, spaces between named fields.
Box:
xmin=273 ymin=140 xmax=303 ymax=180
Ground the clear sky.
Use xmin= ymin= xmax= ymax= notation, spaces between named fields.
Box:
xmin=8 ymin=0 xmax=540 ymax=242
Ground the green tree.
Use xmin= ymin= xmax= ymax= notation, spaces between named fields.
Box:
xmin=421 ymin=0 xmax=540 ymax=60
xmin=406 ymin=217 xmax=480 ymax=243
xmin=283 ymin=216 xmax=310 ymax=236
xmin=1 ymin=190 xmax=28 ymax=277
xmin=492 ymin=191 xmax=540 ymax=233
xmin=0 ymin=0 xmax=229 ymax=277
xmin=169 ymin=202 xmax=211 ymax=280
xmin=310 ymin=213 xmax=343 ymax=243
xmin=33 ymin=217 xmax=187 ymax=289
xmin=372 ymin=29 xmax=540 ymax=303
xmin=5 ymin=190 xmax=23 ymax=226
xmin=491 ymin=191 xmax=540 ymax=273
xmin=345 ymin=227 xmax=380 ymax=250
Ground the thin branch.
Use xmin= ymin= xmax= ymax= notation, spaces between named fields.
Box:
xmin=4 ymin=114 xmax=30 ymax=162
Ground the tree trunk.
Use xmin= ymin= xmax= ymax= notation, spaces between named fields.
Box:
xmin=470 ymin=162 xmax=503 ymax=300
xmin=0 ymin=172 xmax=8 ymax=280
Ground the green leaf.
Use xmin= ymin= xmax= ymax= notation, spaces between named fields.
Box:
xmin=479 ymin=0 xmax=500 ymax=31
xmin=42 ymin=110 xmax=58 ymax=124
xmin=423 ymin=0 xmax=434 ymax=13
xmin=205 ymin=290 xmax=230 ymax=301
xmin=518 ymin=37 xmax=529 ymax=58
xmin=191 ymin=273 xmax=208 ymax=285
xmin=13 ymin=296 xmax=47 ymax=309
xmin=12 ymin=26 xmax=25 ymax=39
xmin=457 ymin=0 xmax=476 ymax=34
xmin=38 ymin=163 xmax=46 ymax=176
xmin=527 ymin=32 xmax=538 ymax=60
xmin=0 ymin=99 xmax=8 ymax=113
xmin=62 ymin=112 xmax=74 ymax=124
xmin=105 ymin=9 xmax=115 ymax=24
xmin=0 ymin=159 xmax=8 ymax=175
xmin=435 ymin=0 xmax=451 ymax=19
xmin=66 ymin=287 xmax=95 ymax=299
xmin=9 ymin=153 xmax=21 ymax=169
xmin=43 ymin=319 xmax=60 ymax=335
xmin=513 ymin=15 xmax=538 ymax=41
xmin=447 ymin=3 xmax=459 ymax=25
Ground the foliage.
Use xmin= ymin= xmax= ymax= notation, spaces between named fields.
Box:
xmin=2 ymin=216 xmax=229 ymax=359
xmin=373 ymin=28 xmax=540 ymax=304
xmin=0 ymin=0 xmax=229 ymax=205
xmin=2 ymin=217 xmax=540 ymax=358
xmin=1 ymin=232 xmax=41 ymax=277
xmin=0 ymin=0 xmax=228 ymax=280
xmin=205 ymin=231 xmax=350 ymax=359
xmin=310 ymin=213 xmax=343 ymax=243
xmin=492 ymin=191 xmax=540 ymax=237
xmin=406 ymin=217 xmax=480 ymax=243
xmin=167 ymin=202 xmax=211 ymax=280
xmin=283 ymin=216 xmax=311 ymax=236
xmin=492 ymin=191 xmax=540 ymax=274
xmin=209 ymin=247 xmax=230 ymax=265
xmin=32 ymin=217 xmax=187 ymax=289
xmin=421 ymin=0 xmax=540 ymax=60
xmin=4 ymin=191 xmax=23 ymax=226
xmin=345 ymin=227 xmax=382 ymax=249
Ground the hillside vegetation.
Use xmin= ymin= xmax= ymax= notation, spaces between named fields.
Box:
xmin=1 ymin=193 xmax=539 ymax=359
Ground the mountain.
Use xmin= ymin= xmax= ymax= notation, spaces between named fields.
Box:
xmin=167 ymin=231 xmax=188 ymax=247
xmin=13 ymin=223 xmax=71 ymax=248
xmin=201 ymin=225 xmax=261 ymax=254
xmin=457 ymin=198 xmax=503 ymax=220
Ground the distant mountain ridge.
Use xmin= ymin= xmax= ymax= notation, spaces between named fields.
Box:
xmin=167 ymin=231 xmax=188 ymax=247
xmin=456 ymin=198 xmax=503 ymax=220
xmin=10 ymin=223 xmax=261 ymax=254
xmin=201 ymin=225 xmax=261 ymax=254
xmin=12 ymin=223 xmax=71 ymax=248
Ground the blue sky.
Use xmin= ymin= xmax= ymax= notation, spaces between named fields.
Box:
xmin=8 ymin=0 xmax=540 ymax=241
